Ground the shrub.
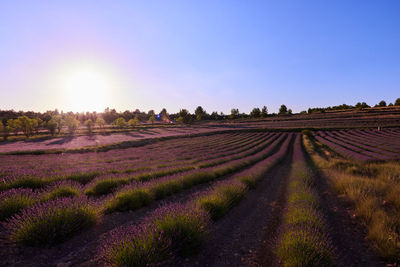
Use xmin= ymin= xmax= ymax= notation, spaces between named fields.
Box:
xmin=103 ymin=225 xmax=172 ymax=267
xmin=0 ymin=189 xmax=37 ymax=221
xmin=105 ymin=188 xmax=153 ymax=213
xmin=6 ymin=197 xmax=99 ymax=246
xmin=41 ymin=181 xmax=82 ymax=201
xmin=196 ymin=181 xmax=247 ymax=220
xmin=102 ymin=203 xmax=209 ymax=266
xmin=85 ymin=178 xmax=128 ymax=196
xmin=277 ymin=227 xmax=333 ymax=267
xmin=10 ymin=176 xmax=51 ymax=190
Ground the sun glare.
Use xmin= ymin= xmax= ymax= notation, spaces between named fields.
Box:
xmin=61 ymin=65 xmax=114 ymax=112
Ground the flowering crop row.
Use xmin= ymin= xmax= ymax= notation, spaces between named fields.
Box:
xmin=276 ymin=134 xmax=334 ymax=266
xmin=101 ymin=133 xmax=293 ymax=266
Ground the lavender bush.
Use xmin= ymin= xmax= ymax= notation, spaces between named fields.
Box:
xmin=5 ymin=196 xmax=99 ymax=246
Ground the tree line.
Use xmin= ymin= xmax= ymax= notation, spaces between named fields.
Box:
xmin=0 ymin=98 xmax=399 ymax=139
xmin=307 ymin=98 xmax=400 ymax=114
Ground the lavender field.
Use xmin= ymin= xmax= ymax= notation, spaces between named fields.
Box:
xmin=0 ymin=126 xmax=399 ymax=266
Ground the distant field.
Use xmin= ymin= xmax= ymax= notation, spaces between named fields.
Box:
xmin=0 ymin=125 xmax=250 ymax=153
xmin=0 ymin=123 xmax=399 ymax=266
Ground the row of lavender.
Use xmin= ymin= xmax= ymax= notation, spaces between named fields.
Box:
xmin=276 ymin=134 xmax=334 ymax=265
xmin=314 ymin=128 xmax=400 ymax=161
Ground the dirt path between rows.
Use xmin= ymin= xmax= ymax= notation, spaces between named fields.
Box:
xmin=178 ymin=139 xmax=294 ymax=267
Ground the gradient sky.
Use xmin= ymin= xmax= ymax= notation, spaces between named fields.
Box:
xmin=1 ymin=1 xmax=400 ymax=114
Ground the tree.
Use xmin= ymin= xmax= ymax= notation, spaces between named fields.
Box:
xmin=177 ymin=109 xmax=192 ymax=124
xmin=148 ymin=114 xmax=156 ymax=125
xmin=84 ymin=119 xmax=94 ymax=134
xmin=211 ymin=111 xmax=219 ymax=120
xmin=160 ymin=108 xmax=167 ymax=117
xmin=128 ymin=116 xmax=139 ymax=127
xmin=395 ymin=98 xmax=400 ymax=106
xmin=95 ymin=117 xmax=106 ymax=130
xmin=195 ymin=106 xmax=206 ymax=120
xmin=288 ymin=109 xmax=292 ymax=115
xmin=378 ymin=100 xmax=387 ymax=107
xmin=65 ymin=114 xmax=80 ymax=134
xmin=33 ymin=118 xmax=43 ymax=135
xmin=54 ymin=115 xmax=64 ymax=134
xmin=279 ymin=105 xmax=288 ymax=115
xmin=0 ymin=123 xmax=10 ymax=140
xmin=261 ymin=106 xmax=268 ymax=117
xmin=114 ymin=117 xmax=127 ymax=128
xmin=229 ymin=108 xmax=239 ymax=119
xmin=46 ymin=119 xmax=58 ymax=136
xmin=250 ymin=108 xmax=261 ymax=118
xmin=17 ymin=116 xmax=35 ymax=137
xmin=7 ymin=119 xmax=20 ymax=135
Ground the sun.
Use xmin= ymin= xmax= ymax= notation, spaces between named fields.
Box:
xmin=61 ymin=65 xmax=113 ymax=112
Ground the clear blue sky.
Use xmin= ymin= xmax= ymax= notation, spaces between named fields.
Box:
xmin=1 ymin=0 xmax=399 ymax=114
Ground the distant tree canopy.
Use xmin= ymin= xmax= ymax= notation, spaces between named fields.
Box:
xmin=279 ymin=105 xmax=288 ymax=115
xmin=128 ymin=116 xmax=139 ymax=127
xmin=229 ymin=108 xmax=239 ymax=119
xmin=378 ymin=100 xmax=387 ymax=107
xmin=195 ymin=106 xmax=207 ymax=120
xmin=65 ymin=114 xmax=80 ymax=134
xmin=177 ymin=109 xmax=192 ymax=124
xmin=46 ymin=118 xmax=58 ymax=136
xmin=95 ymin=117 xmax=106 ymax=129
xmin=84 ymin=119 xmax=94 ymax=134
xmin=148 ymin=114 xmax=156 ymax=124
xmin=250 ymin=108 xmax=261 ymax=118
xmin=114 ymin=117 xmax=127 ymax=128
xmin=261 ymin=106 xmax=268 ymax=117
xmin=355 ymin=102 xmax=370 ymax=109
xmin=395 ymin=98 xmax=400 ymax=106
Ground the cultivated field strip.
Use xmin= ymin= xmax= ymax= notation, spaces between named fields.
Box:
xmin=303 ymin=132 xmax=400 ymax=264
xmin=314 ymin=128 xmax=400 ymax=161
xmin=99 ymin=133 xmax=293 ymax=266
xmin=0 ymin=131 xmax=291 ymax=259
xmin=84 ymin=133 xmax=279 ymax=197
xmin=322 ymin=131 xmax=393 ymax=160
xmin=0 ymin=132 xmax=261 ymax=180
xmin=276 ymin=134 xmax=334 ymax=266
xmin=349 ymin=130 xmax=400 ymax=152
xmin=10 ymin=132 xmax=276 ymax=195
xmin=352 ymin=129 xmax=400 ymax=148
xmin=0 ymin=132 xmax=269 ymax=190
xmin=330 ymin=131 xmax=400 ymax=159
